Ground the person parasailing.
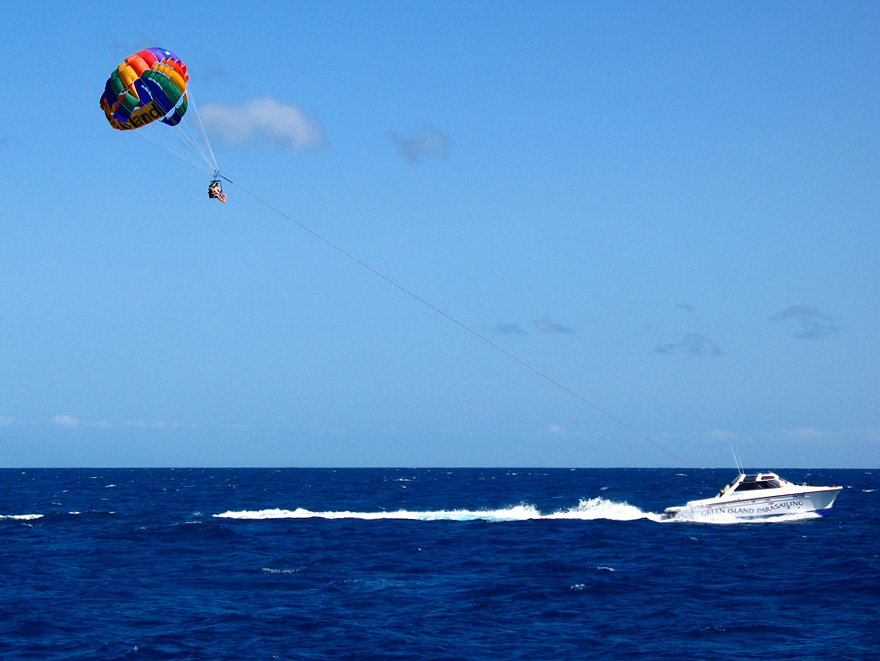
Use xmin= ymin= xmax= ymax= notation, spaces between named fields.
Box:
xmin=208 ymin=177 xmax=226 ymax=203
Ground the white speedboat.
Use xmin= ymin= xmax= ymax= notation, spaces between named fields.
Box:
xmin=663 ymin=471 xmax=843 ymax=520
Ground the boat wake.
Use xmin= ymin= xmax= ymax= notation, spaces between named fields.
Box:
xmin=214 ymin=497 xmax=667 ymax=523
xmin=215 ymin=497 xmax=822 ymax=525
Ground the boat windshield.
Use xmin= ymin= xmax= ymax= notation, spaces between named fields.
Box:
xmin=734 ymin=479 xmax=782 ymax=492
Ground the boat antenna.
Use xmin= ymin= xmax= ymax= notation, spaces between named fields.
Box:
xmin=728 ymin=438 xmax=744 ymax=475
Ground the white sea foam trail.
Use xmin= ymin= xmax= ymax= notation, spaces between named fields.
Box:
xmin=549 ymin=497 xmax=665 ymax=522
xmin=0 ymin=514 xmax=44 ymax=521
xmin=214 ymin=498 xmax=664 ymax=523
xmin=214 ymin=506 xmax=540 ymax=522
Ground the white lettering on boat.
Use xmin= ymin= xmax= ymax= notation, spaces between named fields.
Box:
xmin=699 ymin=499 xmax=808 ymax=517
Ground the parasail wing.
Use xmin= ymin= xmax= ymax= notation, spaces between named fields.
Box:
xmin=100 ymin=48 xmax=189 ymax=131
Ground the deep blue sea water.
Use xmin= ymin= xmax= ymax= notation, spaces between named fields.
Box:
xmin=1 ymin=468 xmax=877 ymax=660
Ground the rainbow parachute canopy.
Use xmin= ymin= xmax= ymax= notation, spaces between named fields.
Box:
xmin=100 ymin=48 xmax=189 ymax=130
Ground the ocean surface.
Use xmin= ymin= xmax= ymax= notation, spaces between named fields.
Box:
xmin=1 ymin=467 xmax=877 ymax=660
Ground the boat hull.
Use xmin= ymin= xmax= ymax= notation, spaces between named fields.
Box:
xmin=666 ymin=487 xmax=842 ymax=520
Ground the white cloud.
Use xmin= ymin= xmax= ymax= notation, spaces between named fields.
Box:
xmin=52 ymin=415 xmax=114 ymax=430
xmin=124 ymin=420 xmax=186 ymax=431
xmin=778 ymin=426 xmax=825 ymax=440
xmin=546 ymin=424 xmax=569 ymax=439
xmin=52 ymin=415 xmax=81 ymax=429
xmin=774 ymin=426 xmax=879 ymax=446
xmin=201 ymin=96 xmax=326 ymax=150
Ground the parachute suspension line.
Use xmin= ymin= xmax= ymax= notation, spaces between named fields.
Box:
xmin=182 ymin=88 xmax=219 ymax=173
xmin=131 ymin=130 xmax=199 ymax=172
xmin=132 ymin=124 xmax=214 ymax=174
xmin=222 ymin=176 xmax=712 ymax=476
xmin=130 ymin=89 xmax=218 ymax=175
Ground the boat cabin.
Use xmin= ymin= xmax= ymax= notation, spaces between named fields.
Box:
xmin=719 ymin=472 xmax=786 ymax=496
xmin=734 ymin=473 xmax=784 ymax=491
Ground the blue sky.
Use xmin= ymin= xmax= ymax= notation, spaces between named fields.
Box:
xmin=1 ymin=2 xmax=877 ymax=468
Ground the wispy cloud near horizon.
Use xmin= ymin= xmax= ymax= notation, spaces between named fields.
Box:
xmin=51 ymin=415 xmax=112 ymax=430
xmin=48 ymin=416 xmax=193 ymax=432
xmin=773 ymin=426 xmax=880 ymax=446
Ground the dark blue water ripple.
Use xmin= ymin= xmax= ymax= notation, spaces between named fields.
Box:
xmin=1 ymin=468 xmax=877 ymax=660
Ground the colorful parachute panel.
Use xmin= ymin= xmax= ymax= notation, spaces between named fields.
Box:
xmin=100 ymin=48 xmax=189 ymax=130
